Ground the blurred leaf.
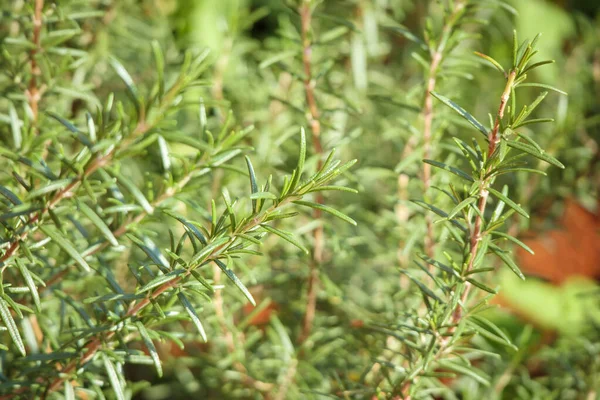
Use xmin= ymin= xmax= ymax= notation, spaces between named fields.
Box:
xmin=0 ymin=297 xmax=25 ymax=356
xmin=177 ymin=292 xmax=207 ymax=342
xmin=40 ymin=226 xmax=91 ymax=272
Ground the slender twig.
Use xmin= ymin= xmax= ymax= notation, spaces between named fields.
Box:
xmin=421 ymin=1 xmax=465 ymax=258
xmin=298 ymin=0 xmax=324 ymax=345
xmin=27 ymin=0 xmax=44 ymax=125
xmin=274 ymin=359 xmax=298 ymax=400
xmin=212 ymin=39 xmax=232 ymax=122
xmin=451 ymin=69 xmax=515 ymax=324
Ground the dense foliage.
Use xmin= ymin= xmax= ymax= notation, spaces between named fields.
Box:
xmin=1 ymin=0 xmax=599 ymax=399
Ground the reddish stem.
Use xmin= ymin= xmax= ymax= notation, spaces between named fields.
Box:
xmin=27 ymin=0 xmax=44 ymax=125
xmin=421 ymin=1 xmax=465 ymax=259
xmin=401 ymin=69 xmax=516 ymax=398
xmin=298 ymin=1 xmax=325 ymax=345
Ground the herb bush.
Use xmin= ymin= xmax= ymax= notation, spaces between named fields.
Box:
xmin=1 ymin=0 xmax=599 ymax=399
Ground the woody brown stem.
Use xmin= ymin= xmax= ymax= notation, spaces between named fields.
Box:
xmin=451 ymin=69 xmax=515 ymax=323
xmin=421 ymin=1 xmax=465 ymax=259
xmin=27 ymin=0 xmax=44 ymax=125
xmin=298 ymin=0 xmax=324 ymax=345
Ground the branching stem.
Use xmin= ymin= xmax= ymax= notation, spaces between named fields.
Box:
xmin=400 ymin=69 xmax=517 ymax=399
xmin=421 ymin=1 xmax=465 ymax=259
xmin=34 ymin=199 xmax=293 ymax=397
xmin=453 ymin=69 xmax=516 ymax=323
xmin=0 ymin=80 xmax=186 ymax=268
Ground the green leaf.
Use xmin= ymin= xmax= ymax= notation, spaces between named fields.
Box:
xmin=513 ymin=92 xmax=548 ymax=126
xmin=385 ymin=24 xmax=426 ymax=48
xmin=431 ymin=92 xmax=488 ymax=138
xmin=447 ymin=197 xmax=477 ymax=219
xmin=190 ymin=270 xmax=215 ymax=293
xmin=109 ymin=56 xmax=140 ymax=112
xmin=489 ymin=243 xmax=525 ymax=280
xmin=47 ymin=111 xmax=80 ymax=133
xmin=64 ymin=381 xmax=75 ymax=400
xmin=27 ymin=179 xmax=72 ymax=199
xmin=213 ymin=259 xmax=255 ymax=306
xmin=0 ymin=185 xmax=22 ymax=205
xmin=521 ymin=60 xmax=554 ymax=75
xmin=78 ymin=202 xmax=118 ymax=246
xmin=487 ymin=187 xmax=528 ymax=218
xmin=16 ymin=259 xmax=41 ymax=313
xmin=137 ymin=270 xmax=185 ymax=294
xmin=437 ymin=360 xmax=490 ymax=386
xmin=260 ymin=224 xmax=309 ymax=254
xmin=474 ymin=52 xmax=506 ymax=75
xmin=47 ymin=112 xmax=93 ymax=148
xmin=506 ymin=140 xmax=564 ymax=169
xmin=190 ymin=237 xmax=230 ymax=265
xmin=468 ymin=318 xmax=518 ymax=351
xmin=466 ymin=267 xmax=495 ymax=276
xmin=40 ymin=226 xmax=91 ymax=272
xmin=84 ymin=293 xmax=143 ymax=304
xmin=513 ymin=118 xmax=554 ymax=129
xmin=412 ymin=200 xmax=466 ymax=232
xmin=157 ymin=135 xmax=171 ymax=172
xmin=163 ymin=211 xmax=208 ymax=245
xmin=453 ymin=138 xmax=480 ymax=171
xmin=249 ymin=192 xmax=277 ymax=200
xmin=466 ymin=278 xmax=497 ymax=294
xmin=9 ymin=103 xmax=21 ymax=149
xmin=514 ymin=132 xmax=543 ymax=152
xmin=423 ymin=159 xmax=474 ymax=182
xmin=222 ymin=189 xmax=237 ymax=231
xmin=307 ymin=185 xmax=358 ymax=194
xmin=292 ymin=200 xmax=357 ymax=226
xmin=136 ymin=322 xmax=162 ymax=377
xmin=290 ymin=128 xmax=306 ymax=191
xmin=471 ymin=315 xmax=515 ymax=347
xmin=487 ymin=167 xmax=547 ymax=179
xmin=177 ymin=292 xmax=207 ymax=342
xmin=490 ymin=231 xmax=534 ymax=254
xmin=102 ymin=353 xmax=125 ymax=400
xmin=86 ymin=112 xmax=96 ymax=142
xmin=418 ymin=254 xmax=459 ymax=277
xmin=0 ymin=297 xmax=25 ymax=356
xmin=129 ymin=235 xmax=171 ymax=272
xmin=0 ymin=205 xmax=41 ymax=222
xmin=245 ymin=156 xmax=258 ymax=213
xmin=512 ymin=30 xmax=518 ymax=66
xmin=491 ymin=185 xmax=508 ymax=222
xmin=160 ymin=132 xmax=210 ymax=152
xmin=400 ymin=270 xmax=444 ymax=303
xmin=516 ymin=82 xmax=566 ymax=95
xmin=259 ymin=50 xmax=297 ymax=69
xmin=113 ymin=172 xmax=154 ymax=214
xmin=151 ymin=40 xmax=165 ymax=97
xmin=453 ymin=346 xmax=502 ymax=359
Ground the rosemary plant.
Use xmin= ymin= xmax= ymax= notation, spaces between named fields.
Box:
xmin=2 ymin=0 xmax=593 ymax=399
xmin=382 ymin=31 xmax=566 ymax=398
xmin=0 ymin=1 xmax=356 ymax=398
